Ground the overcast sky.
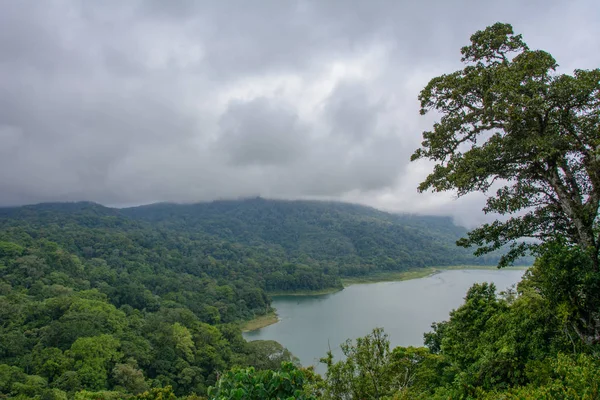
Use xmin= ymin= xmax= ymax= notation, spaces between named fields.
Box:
xmin=0 ymin=0 xmax=598 ymax=227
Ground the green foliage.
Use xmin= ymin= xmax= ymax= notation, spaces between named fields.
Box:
xmin=482 ymin=353 xmax=600 ymax=399
xmin=320 ymin=328 xmax=445 ymax=399
xmin=321 ymin=328 xmax=393 ymax=399
xmin=412 ymin=22 xmax=600 ymax=271
xmin=0 ymin=241 xmax=24 ymax=258
xmin=388 ymin=346 xmax=446 ymax=398
xmin=315 ymin=243 xmax=599 ymax=398
xmin=207 ymin=362 xmax=314 ymax=400
xmin=134 ymin=386 xmax=178 ymax=400
xmin=74 ymin=390 xmax=127 ymax=400
xmin=526 ymin=241 xmax=600 ymax=346
xmin=112 ymin=360 xmax=149 ymax=394
xmin=243 ymin=340 xmax=299 ymax=371
xmin=68 ymin=335 xmax=123 ymax=390
xmin=124 ymin=199 xmax=500 ymax=276
xmin=0 ymin=234 xmax=293 ymax=398
xmin=0 ymin=363 xmax=69 ymax=399
xmin=421 ymin=279 xmax=574 ymax=396
xmin=3 ymin=198 xmax=480 ymax=398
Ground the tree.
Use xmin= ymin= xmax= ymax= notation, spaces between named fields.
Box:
xmin=388 ymin=346 xmax=445 ymax=398
xmin=207 ymin=362 xmax=315 ymax=400
xmin=412 ymin=22 xmax=600 ymax=270
xmin=112 ymin=360 xmax=149 ymax=394
xmin=525 ymin=241 xmax=600 ymax=346
xmin=67 ymin=335 xmax=123 ymax=390
xmin=320 ymin=329 xmax=446 ymax=399
xmin=171 ymin=323 xmax=195 ymax=362
xmin=320 ymin=328 xmax=394 ymax=399
xmin=244 ymin=340 xmax=299 ymax=371
xmin=483 ymin=354 xmax=600 ymax=399
xmin=0 ymin=241 xmax=24 ymax=258
xmin=422 ymin=281 xmax=571 ymax=395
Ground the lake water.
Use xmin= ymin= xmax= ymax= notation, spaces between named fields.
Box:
xmin=244 ymin=269 xmax=525 ymax=373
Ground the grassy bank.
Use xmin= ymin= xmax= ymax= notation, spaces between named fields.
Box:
xmin=242 ymin=311 xmax=279 ymax=332
xmin=267 ymin=286 xmax=343 ymax=297
xmin=440 ymin=265 xmax=529 ymax=271
xmin=341 ymin=265 xmax=529 ymax=286
xmin=340 ymin=268 xmax=439 ymax=285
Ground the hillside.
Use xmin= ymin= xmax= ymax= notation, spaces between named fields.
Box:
xmin=122 ymin=198 xmax=504 ymax=275
xmin=0 ymin=199 xmax=514 ymax=397
xmin=1 ymin=199 xmax=500 ymax=288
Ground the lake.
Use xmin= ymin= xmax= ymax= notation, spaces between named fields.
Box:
xmin=243 ymin=269 xmax=525 ymax=373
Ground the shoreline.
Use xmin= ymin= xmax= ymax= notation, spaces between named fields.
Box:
xmin=341 ymin=265 xmax=528 ymax=286
xmin=242 ymin=265 xmax=529 ymax=332
xmin=266 ymin=286 xmax=344 ymax=297
xmin=241 ymin=311 xmax=279 ymax=332
xmin=267 ymin=265 xmax=529 ymax=295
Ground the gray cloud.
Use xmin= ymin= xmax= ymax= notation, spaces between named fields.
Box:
xmin=216 ymin=98 xmax=308 ymax=167
xmin=325 ymin=81 xmax=385 ymax=142
xmin=0 ymin=0 xmax=598 ymax=227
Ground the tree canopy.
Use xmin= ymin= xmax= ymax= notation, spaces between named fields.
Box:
xmin=412 ymin=22 xmax=600 ymax=270
xmin=0 ymin=198 xmax=502 ymax=398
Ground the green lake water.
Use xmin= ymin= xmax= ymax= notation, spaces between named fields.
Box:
xmin=243 ymin=269 xmax=525 ymax=373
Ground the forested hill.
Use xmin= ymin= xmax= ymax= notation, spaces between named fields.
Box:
xmin=122 ymin=198 xmax=500 ymax=274
xmin=1 ymin=198 xmax=500 ymax=284
xmin=0 ymin=199 xmax=503 ymax=396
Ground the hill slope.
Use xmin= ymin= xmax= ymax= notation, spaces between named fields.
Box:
xmin=0 ymin=198 xmax=501 ymax=293
xmin=122 ymin=198 xmax=500 ymax=276
xmin=0 ymin=198 xmax=504 ymax=396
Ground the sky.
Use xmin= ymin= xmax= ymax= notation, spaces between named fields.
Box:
xmin=0 ymin=0 xmax=599 ymax=227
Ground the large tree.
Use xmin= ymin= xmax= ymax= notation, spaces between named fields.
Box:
xmin=412 ymin=23 xmax=600 ymax=270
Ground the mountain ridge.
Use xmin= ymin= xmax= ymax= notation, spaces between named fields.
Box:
xmin=0 ymin=198 xmax=501 ymax=277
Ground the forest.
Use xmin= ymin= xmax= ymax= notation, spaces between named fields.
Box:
xmin=0 ymin=198 xmax=500 ymax=295
xmin=0 ymin=198 xmax=497 ymax=398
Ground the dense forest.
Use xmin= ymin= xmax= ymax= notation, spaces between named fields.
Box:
xmin=0 ymin=198 xmax=498 ymax=398
xmin=0 ymin=198 xmax=500 ymax=295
